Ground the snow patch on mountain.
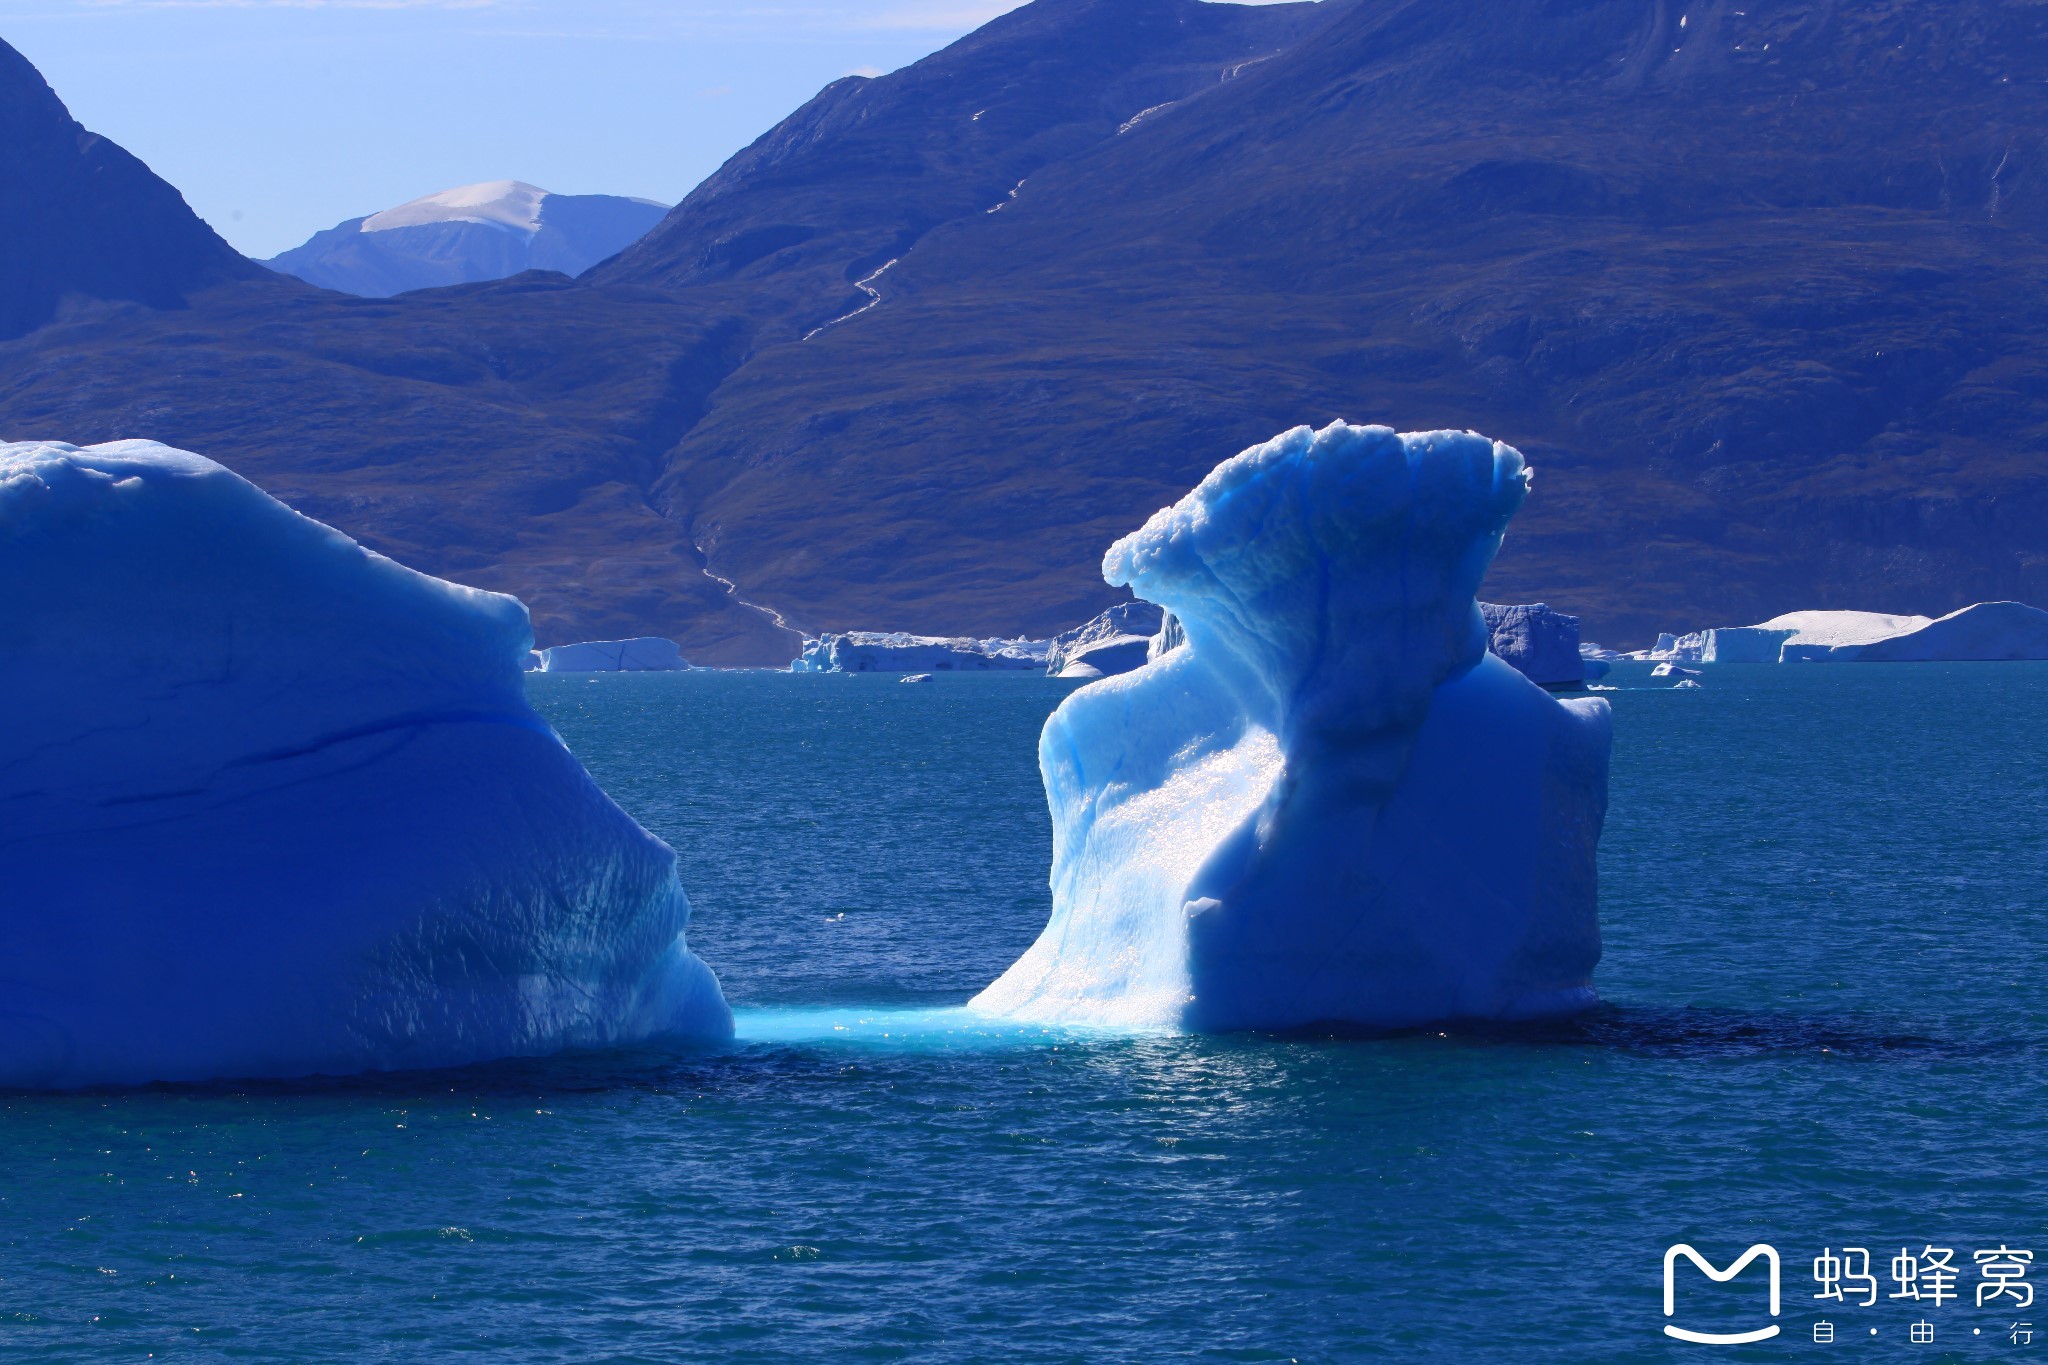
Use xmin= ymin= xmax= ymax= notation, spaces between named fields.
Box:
xmin=364 ymin=180 xmax=553 ymax=235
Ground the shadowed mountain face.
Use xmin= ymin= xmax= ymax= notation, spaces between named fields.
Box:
xmin=4 ymin=1 xmax=2048 ymax=660
xmin=0 ymin=40 xmax=265 ymax=340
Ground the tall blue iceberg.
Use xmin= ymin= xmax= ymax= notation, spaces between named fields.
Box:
xmin=971 ymin=423 xmax=1611 ymax=1032
xmin=0 ymin=440 xmax=731 ymax=1088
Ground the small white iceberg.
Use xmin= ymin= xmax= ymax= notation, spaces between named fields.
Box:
xmin=535 ymin=636 xmax=689 ymax=672
xmin=1700 ymin=626 xmax=1794 ymax=662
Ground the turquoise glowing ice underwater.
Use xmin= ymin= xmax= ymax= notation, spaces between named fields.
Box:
xmin=4 ymin=663 xmax=2046 ymax=1360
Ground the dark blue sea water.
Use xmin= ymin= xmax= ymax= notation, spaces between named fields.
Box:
xmin=5 ymin=663 xmax=2046 ymax=1362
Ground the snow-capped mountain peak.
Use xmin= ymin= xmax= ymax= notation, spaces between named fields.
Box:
xmin=362 ymin=180 xmax=550 ymax=236
xmin=268 ymin=182 xmax=671 ymax=297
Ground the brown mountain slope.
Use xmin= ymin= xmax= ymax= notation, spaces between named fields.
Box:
xmin=0 ymin=273 xmax=797 ymax=660
xmin=653 ymin=0 xmax=2048 ymax=645
xmin=5 ymin=1 xmax=2047 ymax=659
xmin=0 ymin=5 xmax=1328 ymax=659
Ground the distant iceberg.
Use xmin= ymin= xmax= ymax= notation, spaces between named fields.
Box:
xmin=1627 ymin=630 xmax=1706 ymax=662
xmin=1774 ymin=603 xmax=2048 ymax=661
xmin=792 ymin=631 xmax=1048 ymax=672
xmin=1763 ymin=609 xmax=1934 ymax=655
xmin=1744 ymin=609 xmax=1929 ymax=661
xmin=1700 ymin=626 xmax=1795 ymax=663
xmin=0 ymin=440 xmax=731 ymax=1088
xmin=1045 ymin=601 xmax=1165 ymax=679
xmin=1479 ymin=601 xmax=1585 ymax=689
xmin=1647 ymin=605 xmax=2048 ymax=662
xmin=537 ymin=636 xmax=689 ymax=672
xmin=972 ymin=423 xmax=1611 ymax=1032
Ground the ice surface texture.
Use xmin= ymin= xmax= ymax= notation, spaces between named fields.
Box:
xmin=0 ymin=441 xmax=731 ymax=1088
xmin=1046 ymin=602 xmax=1165 ymax=679
xmin=1757 ymin=610 xmax=1933 ymax=652
xmin=972 ymin=423 xmax=1611 ymax=1032
xmin=1479 ymin=601 xmax=1584 ymax=688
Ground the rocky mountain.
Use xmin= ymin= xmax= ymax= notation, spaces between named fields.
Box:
xmin=648 ymin=0 xmax=2048 ymax=641
xmin=593 ymin=0 xmax=1342 ymax=333
xmin=3 ymin=0 xmax=2046 ymax=661
xmin=0 ymin=39 xmax=265 ymax=340
xmin=0 ymin=5 xmax=1333 ymax=660
xmin=0 ymin=39 xmax=780 ymax=659
xmin=269 ymin=182 xmax=669 ymax=297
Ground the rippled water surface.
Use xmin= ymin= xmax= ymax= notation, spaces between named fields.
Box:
xmin=5 ymin=663 xmax=2046 ymax=1361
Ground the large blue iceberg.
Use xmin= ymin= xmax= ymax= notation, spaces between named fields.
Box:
xmin=0 ymin=440 xmax=731 ymax=1088
xmin=971 ymin=423 xmax=1611 ymax=1032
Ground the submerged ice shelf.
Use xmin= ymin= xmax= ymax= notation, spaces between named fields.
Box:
xmin=0 ymin=440 xmax=731 ymax=1088
xmin=972 ymin=423 xmax=1612 ymax=1033
xmin=732 ymin=1006 xmax=1103 ymax=1050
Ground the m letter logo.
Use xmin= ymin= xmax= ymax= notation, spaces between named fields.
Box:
xmin=1663 ymin=1244 xmax=1782 ymax=1344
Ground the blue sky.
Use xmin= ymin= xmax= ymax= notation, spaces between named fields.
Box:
xmin=0 ymin=1 xmax=1034 ymax=257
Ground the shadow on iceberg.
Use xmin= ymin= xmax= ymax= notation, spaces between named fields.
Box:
xmin=0 ymin=440 xmax=731 ymax=1089
xmin=972 ymin=422 xmax=1612 ymax=1033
